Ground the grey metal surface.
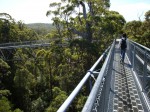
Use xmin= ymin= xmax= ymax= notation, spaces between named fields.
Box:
xmin=126 ymin=40 xmax=150 ymax=111
xmin=0 ymin=38 xmax=68 ymax=49
xmin=112 ymin=45 xmax=144 ymax=112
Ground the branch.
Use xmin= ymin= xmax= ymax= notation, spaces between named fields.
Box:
xmin=69 ymin=28 xmax=86 ymax=38
xmin=88 ymin=2 xmax=94 ymax=16
xmin=78 ymin=16 xmax=83 ymax=25
xmin=0 ymin=13 xmax=12 ymax=20
xmin=79 ymin=1 xmax=87 ymax=19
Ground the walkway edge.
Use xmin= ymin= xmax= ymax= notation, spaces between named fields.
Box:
xmin=126 ymin=54 xmax=150 ymax=111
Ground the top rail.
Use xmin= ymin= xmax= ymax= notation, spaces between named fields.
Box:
xmin=130 ymin=40 xmax=150 ymax=52
xmin=57 ymin=44 xmax=112 ymax=112
xmin=0 ymin=38 xmax=60 ymax=46
xmin=0 ymin=38 xmax=65 ymax=49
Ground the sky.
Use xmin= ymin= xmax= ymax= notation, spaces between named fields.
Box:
xmin=0 ymin=0 xmax=150 ymax=24
xmin=0 ymin=0 xmax=51 ymax=23
xmin=110 ymin=0 xmax=150 ymax=22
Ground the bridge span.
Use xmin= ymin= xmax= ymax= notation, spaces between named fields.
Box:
xmin=58 ymin=39 xmax=150 ymax=112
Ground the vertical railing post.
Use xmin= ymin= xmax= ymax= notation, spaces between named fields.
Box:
xmin=128 ymin=41 xmax=131 ymax=61
xmin=89 ymin=77 xmax=92 ymax=92
xmin=143 ymin=51 xmax=147 ymax=91
xmin=132 ymin=45 xmax=136 ymax=71
xmin=130 ymin=42 xmax=132 ymax=61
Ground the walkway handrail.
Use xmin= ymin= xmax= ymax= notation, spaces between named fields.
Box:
xmin=130 ymin=40 xmax=150 ymax=52
xmin=0 ymin=38 xmax=59 ymax=47
xmin=82 ymin=40 xmax=115 ymax=112
xmin=127 ymin=40 xmax=150 ymax=111
xmin=0 ymin=38 xmax=65 ymax=49
xmin=57 ymin=44 xmax=112 ymax=112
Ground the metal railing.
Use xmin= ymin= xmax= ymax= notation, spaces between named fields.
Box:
xmin=126 ymin=40 xmax=150 ymax=111
xmin=0 ymin=38 xmax=69 ymax=49
xmin=82 ymin=39 xmax=115 ymax=112
xmin=57 ymin=40 xmax=115 ymax=112
xmin=0 ymin=38 xmax=59 ymax=47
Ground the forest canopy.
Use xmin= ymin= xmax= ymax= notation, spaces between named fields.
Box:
xmin=0 ymin=0 xmax=150 ymax=112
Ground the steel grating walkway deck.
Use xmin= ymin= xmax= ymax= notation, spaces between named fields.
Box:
xmin=112 ymin=44 xmax=144 ymax=112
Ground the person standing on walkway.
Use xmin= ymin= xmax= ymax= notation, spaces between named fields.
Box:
xmin=119 ymin=33 xmax=127 ymax=63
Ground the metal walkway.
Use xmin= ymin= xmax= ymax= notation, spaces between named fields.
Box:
xmin=111 ymin=44 xmax=144 ymax=112
xmin=58 ymin=39 xmax=150 ymax=112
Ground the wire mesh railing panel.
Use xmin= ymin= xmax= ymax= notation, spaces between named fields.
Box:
xmin=145 ymin=54 xmax=150 ymax=99
xmin=96 ymin=48 xmax=114 ymax=112
xmin=127 ymin=41 xmax=134 ymax=65
xmin=134 ymin=49 xmax=144 ymax=77
xmin=82 ymin=40 xmax=116 ymax=112
xmin=127 ymin=40 xmax=150 ymax=111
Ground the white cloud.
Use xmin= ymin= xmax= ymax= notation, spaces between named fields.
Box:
xmin=110 ymin=2 xmax=150 ymax=22
xmin=0 ymin=0 xmax=53 ymax=23
xmin=1 ymin=0 xmax=150 ymax=23
xmin=15 ymin=0 xmax=51 ymax=23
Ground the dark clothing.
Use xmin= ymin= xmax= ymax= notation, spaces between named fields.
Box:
xmin=120 ymin=38 xmax=127 ymax=49
xmin=121 ymin=49 xmax=126 ymax=62
xmin=120 ymin=37 xmax=127 ymax=62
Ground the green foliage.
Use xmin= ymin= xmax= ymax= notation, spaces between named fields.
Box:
xmin=31 ymin=97 xmax=45 ymax=112
xmin=0 ymin=90 xmax=11 ymax=96
xmin=0 ymin=15 xmax=38 ymax=43
xmin=123 ymin=20 xmax=142 ymax=38
xmin=0 ymin=96 xmax=23 ymax=112
xmin=26 ymin=23 xmax=55 ymax=36
xmin=0 ymin=59 xmax=10 ymax=75
xmin=123 ymin=10 xmax=150 ymax=47
xmin=13 ymin=109 xmax=23 ymax=112
xmin=0 ymin=97 xmax=12 ymax=112
xmin=14 ymin=68 xmax=36 ymax=89
xmin=46 ymin=87 xmax=67 ymax=112
xmin=145 ymin=10 xmax=150 ymax=21
xmin=76 ymin=95 xmax=87 ymax=111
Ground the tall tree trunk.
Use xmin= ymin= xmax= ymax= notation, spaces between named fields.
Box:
xmin=80 ymin=1 xmax=92 ymax=42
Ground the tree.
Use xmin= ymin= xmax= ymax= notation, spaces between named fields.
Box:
xmin=0 ymin=96 xmax=23 ymax=112
xmin=145 ymin=10 xmax=150 ymax=21
xmin=47 ymin=0 xmax=110 ymax=42
xmin=0 ymin=13 xmax=13 ymax=22
xmin=46 ymin=87 xmax=67 ymax=112
xmin=0 ymin=97 xmax=12 ymax=112
xmin=123 ymin=20 xmax=142 ymax=39
xmin=123 ymin=10 xmax=150 ymax=47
